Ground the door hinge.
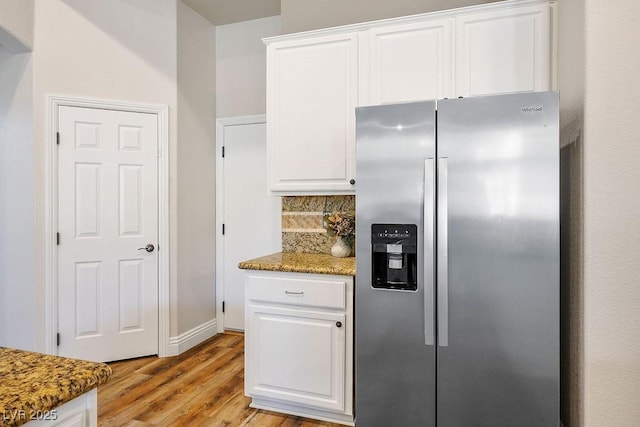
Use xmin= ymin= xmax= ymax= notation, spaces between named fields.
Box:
xmin=222 ymin=146 xmax=225 ymax=158
xmin=56 ymin=132 xmax=60 ymax=145
xmin=222 ymin=224 xmax=225 ymax=235
xmin=56 ymin=232 xmax=60 ymax=245
xmin=56 ymin=333 xmax=60 ymax=346
xmin=222 ymin=301 xmax=225 ymax=313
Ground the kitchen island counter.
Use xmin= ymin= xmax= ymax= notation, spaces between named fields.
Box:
xmin=239 ymin=252 xmax=355 ymax=276
xmin=0 ymin=347 xmax=111 ymax=426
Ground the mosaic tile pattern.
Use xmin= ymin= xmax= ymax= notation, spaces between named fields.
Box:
xmin=282 ymin=212 xmax=324 ymax=232
xmin=281 ymin=196 xmax=355 ymax=254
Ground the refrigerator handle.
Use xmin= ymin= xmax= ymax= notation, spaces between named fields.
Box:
xmin=437 ymin=157 xmax=449 ymax=347
xmin=424 ymin=158 xmax=435 ymax=346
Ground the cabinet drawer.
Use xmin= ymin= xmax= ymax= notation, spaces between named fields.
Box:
xmin=246 ymin=274 xmax=347 ymax=310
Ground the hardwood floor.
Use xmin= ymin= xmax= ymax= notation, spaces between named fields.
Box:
xmin=98 ymin=332 xmax=343 ymax=426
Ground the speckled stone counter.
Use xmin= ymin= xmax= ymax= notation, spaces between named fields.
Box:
xmin=239 ymin=252 xmax=356 ymax=276
xmin=0 ymin=348 xmax=112 ymax=426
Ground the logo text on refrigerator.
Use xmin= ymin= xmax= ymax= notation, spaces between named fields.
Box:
xmin=521 ymin=106 xmax=543 ymax=113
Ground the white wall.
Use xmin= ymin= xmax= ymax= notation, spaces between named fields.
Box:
xmin=2 ymin=0 xmax=218 ymax=353
xmin=280 ymin=0 xmax=498 ymax=33
xmin=176 ymin=1 xmax=216 ymax=334
xmin=0 ymin=48 xmax=35 ymax=350
xmin=582 ymin=1 xmax=640 ymax=425
xmin=31 ymin=0 xmax=179 ymax=347
xmin=0 ymin=0 xmax=34 ymax=52
xmin=215 ymin=16 xmax=281 ymax=117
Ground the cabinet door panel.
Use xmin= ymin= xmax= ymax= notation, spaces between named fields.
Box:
xmin=246 ymin=305 xmax=346 ymax=411
xmin=455 ymin=4 xmax=551 ymax=97
xmin=366 ymin=19 xmax=453 ymax=104
xmin=267 ymin=33 xmax=357 ymax=194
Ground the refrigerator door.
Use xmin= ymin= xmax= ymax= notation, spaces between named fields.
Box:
xmin=436 ymin=92 xmax=559 ymax=426
xmin=355 ymin=101 xmax=436 ymax=426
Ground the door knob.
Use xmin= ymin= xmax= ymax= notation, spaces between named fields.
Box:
xmin=138 ymin=244 xmax=155 ymax=253
xmin=336 ymin=321 xmax=342 ymax=328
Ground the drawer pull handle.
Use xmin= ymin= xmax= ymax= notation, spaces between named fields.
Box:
xmin=336 ymin=321 xmax=342 ymax=328
xmin=285 ymin=290 xmax=304 ymax=295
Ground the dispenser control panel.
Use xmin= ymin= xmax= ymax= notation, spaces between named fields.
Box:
xmin=371 ymin=224 xmax=417 ymax=245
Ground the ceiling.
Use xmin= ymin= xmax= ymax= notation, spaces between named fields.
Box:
xmin=183 ymin=0 xmax=281 ymax=25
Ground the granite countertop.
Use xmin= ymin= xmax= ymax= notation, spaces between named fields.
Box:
xmin=239 ymin=252 xmax=356 ymax=276
xmin=0 ymin=348 xmax=112 ymax=427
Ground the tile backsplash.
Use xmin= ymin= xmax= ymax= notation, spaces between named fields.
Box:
xmin=282 ymin=196 xmax=355 ymax=254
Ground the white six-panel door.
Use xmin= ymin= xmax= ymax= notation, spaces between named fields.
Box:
xmin=57 ymin=106 xmax=158 ymax=362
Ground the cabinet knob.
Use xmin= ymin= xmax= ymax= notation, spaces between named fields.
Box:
xmin=349 ymin=179 xmax=355 ymax=185
xmin=336 ymin=321 xmax=342 ymax=328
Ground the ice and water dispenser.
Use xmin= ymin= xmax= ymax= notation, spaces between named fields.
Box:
xmin=371 ymin=224 xmax=417 ymax=291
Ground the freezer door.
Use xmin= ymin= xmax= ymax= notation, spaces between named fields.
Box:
xmin=436 ymin=92 xmax=559 ymax=426
xmin=355 ymin=101 xmax=436 ymax=427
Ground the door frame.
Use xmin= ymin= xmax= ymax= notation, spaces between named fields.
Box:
xmin=215 ymin=114 xmax=266 ymax=333
xmin=44 ymin=95 xmax=171 ymax=357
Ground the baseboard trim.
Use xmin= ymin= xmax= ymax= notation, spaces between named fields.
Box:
xmin=250 ymin=397 xmax=354 ymax=426
xmin=167 ymin=318 xmax=218 ymax=356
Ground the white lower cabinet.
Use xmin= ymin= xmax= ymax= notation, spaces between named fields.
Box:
xmin=26 ymin=389 xmax=97 ymax=427
xmin=245 ymin=271 xmax=354 ymax=425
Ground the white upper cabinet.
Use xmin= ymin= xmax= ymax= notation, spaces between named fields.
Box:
xmin=361 ymin=19 xmax=453 ymax=105
xmin=265 ymin=0 xmax=556 ymax=195
xmin=266 ymin=32 xmax=358 ymax=194
xmin=455 ymin=4 xmax=552 ymax=97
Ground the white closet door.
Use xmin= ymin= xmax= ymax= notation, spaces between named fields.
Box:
xmin=222 ymin=121 xmax=281 ymax=330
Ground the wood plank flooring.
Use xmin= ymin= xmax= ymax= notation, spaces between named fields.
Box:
xmin=98 ymin=332 xmax=343 ymax=426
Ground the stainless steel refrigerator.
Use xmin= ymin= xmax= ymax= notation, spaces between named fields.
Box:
xmin=354 ymin=92 xmax=559 ymax=426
